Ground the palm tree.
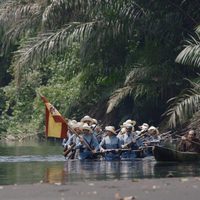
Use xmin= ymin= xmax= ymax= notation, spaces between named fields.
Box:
xmin=0 ymin=0 xmax=144 ymax=86
xmin=163 ymin=27 xmax=200 ymax=128
xmin=1 ymin=0 xmax=200 ymax=128
xmin=106 ymin=0 xmax=200 ymax=118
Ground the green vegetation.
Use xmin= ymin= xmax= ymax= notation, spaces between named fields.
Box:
xmin=0 ymin=0 xmax=200 ymax=137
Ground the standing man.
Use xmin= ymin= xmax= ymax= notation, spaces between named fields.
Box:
xmin=75 ymin=124 xmax=99 ymax=160
xmin=99 ymin=126 xmax=122 ymax=161
xmin=120 ymin=123 xmax=140 ymax=160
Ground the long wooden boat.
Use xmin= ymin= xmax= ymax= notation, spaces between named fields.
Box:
xmin=153 ymin=145 xmax=200 ymax=162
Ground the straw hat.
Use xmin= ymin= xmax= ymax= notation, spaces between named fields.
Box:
xmin=148 ymin=126 xmax=159 ymax=135
xmin=119 ymin=127 xmax=126 ymax=134
xmin=80 ymin=115 xmax=94 ymax=123
xmin=121 ymin=122 xmax=133 ymax=128
xmin=92 ymin=118 xmax=98 ymax=124
xmin=68 ymin=119 xmax=77 ymax=127
xmin=72 ymin=122 xmax=83 ymax=129
xmin=105 ymin=126 xmax=116 ymax=134
xmin=148 ymin=126 xmax=156 ymax=131
xmin=124 ymin=119 xmax=136 ymax=126
xmin=82 ymin=123 xmax=93 ymax=133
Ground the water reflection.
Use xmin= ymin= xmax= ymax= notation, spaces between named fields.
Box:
xmin=154 ymin=162 xmax=200 ymax=178
xmin=44 ymin=164 xmax=65 ymax=184
xmin=0 ymin=141 xmax=200 ymax=185
xmin=0 ymin=158 xmax=200 ymax=185
xmin=43 ymin=158 xmax=200 ymax=184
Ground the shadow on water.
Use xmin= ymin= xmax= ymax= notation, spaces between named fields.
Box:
xmin=0 ymin=141 xmax=200 ymax=185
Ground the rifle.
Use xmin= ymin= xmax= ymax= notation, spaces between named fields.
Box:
xmin=95 ymin=147 xmax=145 ymax=156
xmin=94 ymin=131 xmax=104 ymax=138
xmin=63 ymin=143 xmax=76 ymax=157
xmin=68 ymin=125 xmax=94 ymax=152
xmin=159 ymin=130 xmax=172 ymax=137
xmin=122 ymin=132 xmax=148 ymax=149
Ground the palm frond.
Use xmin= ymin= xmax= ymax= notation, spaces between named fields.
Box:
xmin=196 ymin=25 xmax=200 ymax=33
xmin=0 ymin=0 xmax=43 ymax=55
xmin=106 ymin=65 xmax=152 ymax=113
xmin=125 ymin=65 xmax=150 ymax=85
xmin=0 ymin=1 xmax=42 ymax=29
xmin=106 ymin=86 xmax=133 ymax=114
xmin=42 ymin=0 xmax=65 ymax=30
xmin=13 ymin=21 xmax=97 ymax=85
xmin=12 ymin=0 xmax=144 ymax=86
xmin=163 ymin=88 xmax=200 ymax=128
xmin=2 ymin=12 xmax=42 ymax=55
xmin=175 ymin=32 xmax=200 ymax=67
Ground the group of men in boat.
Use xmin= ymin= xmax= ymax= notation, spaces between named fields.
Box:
xmin=62 ymin=115 xmax=200 ymax=160
xmin=62 ymin=115 xmax=162 ymax=160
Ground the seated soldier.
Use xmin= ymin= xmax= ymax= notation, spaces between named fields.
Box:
xmin=177 ymin=130 xmax=200 ymax=153
xmin=99 ymin=126 xmax=122 ymax=161
xmin=75 ymin=124 xmax=99 ymax=160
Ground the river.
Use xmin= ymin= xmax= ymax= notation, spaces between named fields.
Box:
xmin=0 ymin=140 xmax=200 ymax=185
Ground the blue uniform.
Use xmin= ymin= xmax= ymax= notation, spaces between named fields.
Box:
xmin=99 ymin=135 xmax=122 ymax=161
xmin=121 ymin=132 xmax=139 ymax=160
xmin=93 ymin=131 xmax=103 ymax=143
xmin=76 ymin=134 xmax=99 ymax=160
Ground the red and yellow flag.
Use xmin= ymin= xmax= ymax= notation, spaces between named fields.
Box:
xmin=41 ymin=95 xmax=68 ymax=139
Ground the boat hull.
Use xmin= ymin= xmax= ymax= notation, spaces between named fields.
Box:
xmin=153 ymin=145 xmax=200 ymax=162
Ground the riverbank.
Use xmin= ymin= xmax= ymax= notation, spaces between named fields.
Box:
xmin=0 ymin=177 xmax=199 ymax=200
xmin=0 ymin=132 xmax=45 ymax=142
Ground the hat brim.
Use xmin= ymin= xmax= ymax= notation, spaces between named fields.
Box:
xmin=105 ymin=129 xmax=116 ymax=134
xmin=81 ymin=118 xmax=93 ymax=123
xmin=82 ymin=128 xmax=92 ymax=133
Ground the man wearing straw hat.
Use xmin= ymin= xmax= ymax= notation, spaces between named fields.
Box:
xmin=75 ymin=123 xmax=99 ymax=160
xmin=120 ymin=123 xmax=140 ymax=160
xmin=99 ymin=126 xmax=122 ymax=161
xmin=62 ymin=120 xmax=78 ymax=149
xmin=148 ymin=126 xmax=161 ymax=145
xmin=63 ymin=122 xmax=84 ymax=159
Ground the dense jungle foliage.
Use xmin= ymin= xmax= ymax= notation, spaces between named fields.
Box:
xmin=0 ymin=0 xmax=200 ymax=137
